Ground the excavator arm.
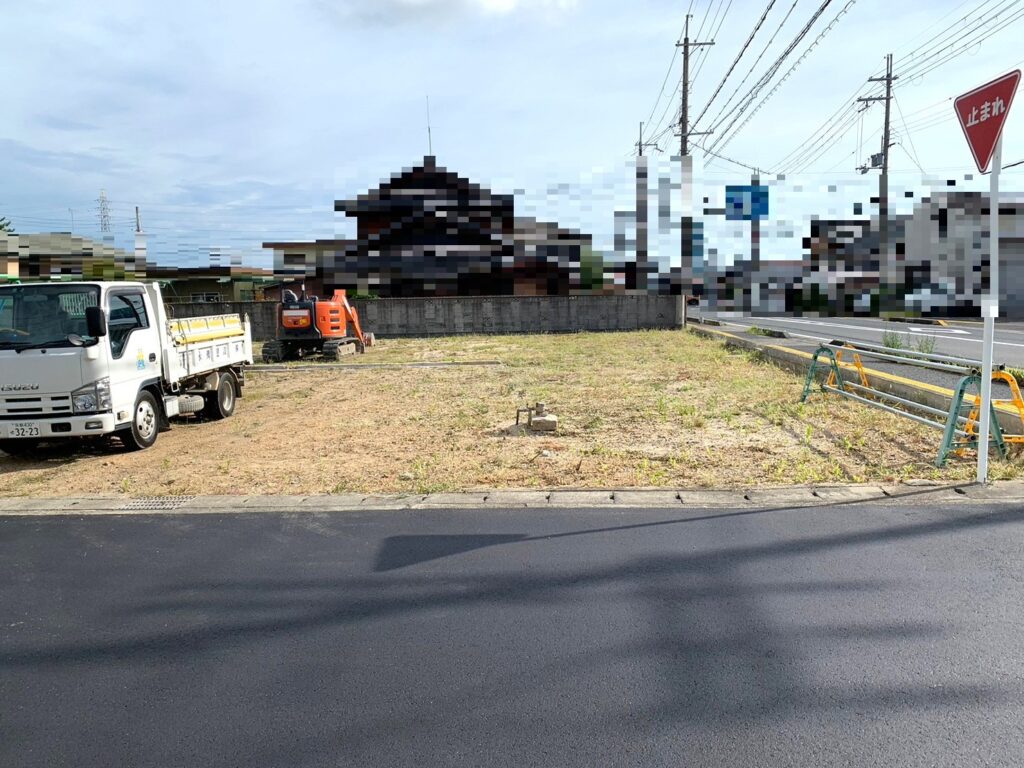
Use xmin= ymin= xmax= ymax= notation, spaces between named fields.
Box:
xmin=331 ymin=290 xmax=374 ymax=350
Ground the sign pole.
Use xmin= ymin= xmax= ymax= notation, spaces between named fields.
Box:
xmin=977 ymin=135 xmax=1002 ymax=484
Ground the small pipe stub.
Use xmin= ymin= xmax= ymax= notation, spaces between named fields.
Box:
xmin=534 ymin=402 xmax=546 ymax=417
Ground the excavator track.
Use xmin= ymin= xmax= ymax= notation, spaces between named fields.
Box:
xmin=262 ymin=340 xmax=285 ymax=363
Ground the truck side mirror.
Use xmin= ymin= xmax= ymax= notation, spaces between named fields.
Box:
xmin=85 ymin=306 xmax=107 ymax=338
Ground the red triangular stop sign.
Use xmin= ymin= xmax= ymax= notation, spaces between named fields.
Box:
xmin=954 ymin=70 xmax=1020 ymax=173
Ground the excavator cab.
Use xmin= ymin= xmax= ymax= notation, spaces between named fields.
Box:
xmin=262 ymin=285 xmax=375 ymax=363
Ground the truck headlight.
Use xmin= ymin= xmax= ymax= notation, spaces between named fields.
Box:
xmin=72 ymin=377 xmax=111 ymax=414
xmin=95 ymin=377 xmax=111 ymax=410
xmin=73 ymin=392 xmax=98 ymax=412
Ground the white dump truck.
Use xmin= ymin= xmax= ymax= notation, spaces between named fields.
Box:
xmin=0 ymin=281 xmax=253 ymax=455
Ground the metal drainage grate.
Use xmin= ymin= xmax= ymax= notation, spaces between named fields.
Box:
xmin=119 ymin=496 xmax=196 ymax=511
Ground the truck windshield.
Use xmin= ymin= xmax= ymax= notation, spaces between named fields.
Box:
xmin=0 ymin=284 xmax=100 ymax=349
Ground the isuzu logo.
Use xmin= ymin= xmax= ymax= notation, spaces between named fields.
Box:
xmin=1 ymin=384 xmax=40 ymax=392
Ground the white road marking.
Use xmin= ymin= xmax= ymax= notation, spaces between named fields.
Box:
xmin=726 ymin=318 xmax=1024 ymax=353
xmin=907 ymin=326 xmax=969 ymax=335
xmin=751 ymin=317 xmax=976 ymax=337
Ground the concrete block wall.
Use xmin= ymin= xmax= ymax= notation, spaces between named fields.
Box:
xmin=166 ymin=295 xmax=685 ymax=341
xmin=166 ymin=300 xmax=279 ymax=340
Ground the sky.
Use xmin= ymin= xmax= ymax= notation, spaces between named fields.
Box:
xmin=3 ymin=0 xmax=1024 ymax=269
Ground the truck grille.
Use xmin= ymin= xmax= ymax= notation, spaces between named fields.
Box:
xmin=0 ymin=394 xmax=73 ymax=419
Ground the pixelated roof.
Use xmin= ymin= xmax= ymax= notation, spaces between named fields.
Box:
xmin=335 ymin=155 xmax=514 ymax=215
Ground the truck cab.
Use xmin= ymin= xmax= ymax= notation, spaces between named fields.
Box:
xmin=0 ymin=281 xmax=252 ymax=455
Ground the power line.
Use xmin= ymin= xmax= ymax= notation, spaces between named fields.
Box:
xmin=903 ymin=6 xmax=1024 ymax=84
xmin=772 ymin=0 xmax=1020 ymax=172
xmin=773 ymin=81 xmax=865 ymax=171
xmin=897 ymin=0 xmax=1023 ymax=85
xmin=895 ymin=0 xmax=1013 ymax=78
xmin=702 ymin=0 xmax=801 ymax=137
xmin=640 ymin=15 xmax=690 ymax=135
xmin=705 ymin=0 xmax=837 ymax=154
xmin=692 ymin=0 xmax=723 ymax=47
xmin=788 ymin=105 xmax=864 ymax=174
xmin=695 ymin=143 xmax=766 ymax=174
xmin=890 ymin=0 xmax=992 ymax=61
xmin=684 ymin=7 xmax=720 ymax=102
xmin=772 ymin=0 xmax=1024 ymax=174
xmin=690 ymin=0 xmax=735 ymax=87
xmin=714 ymin=0 xmax=857 ymax=155
xmin=898 ymin=142 xmax=926 ymax=174
xmin=692 ymin=0 xmax=778 ymax=130
xmin=893 ymin=89 xmax=923 ymax=172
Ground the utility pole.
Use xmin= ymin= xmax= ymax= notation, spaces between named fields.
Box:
xmin=68 ymin=208 xmax=74 ymax=233
xmin=636 ymin=121 xmax=658 ymax=157
xmin=751 ymin=171 xmax=761 ymax=281
xmin=635 ymin=121 xmax=659 ymax=290
xmin=135 ymin=205 xmax=142 ymax=233
xmin=676 ymin=14 xmax=713 ymax=298
xmin=858 ymin=54 xmax=897 ymax=306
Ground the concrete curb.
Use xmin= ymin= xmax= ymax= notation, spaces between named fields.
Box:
xmin=1 ymin=482 xmax=1022 ymax=515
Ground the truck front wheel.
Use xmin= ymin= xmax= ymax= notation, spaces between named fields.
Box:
xmin=203 ymin=373 xmax=236 ymax=420
xmin=123 ymin=390 xmax=160 ymax=451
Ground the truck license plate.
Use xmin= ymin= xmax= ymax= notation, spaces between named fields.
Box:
xmin=7 ymin=422 xmax=41 ymax=438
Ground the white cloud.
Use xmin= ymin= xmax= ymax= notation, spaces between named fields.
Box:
xmin=472 ymin=0 xmax=579 ymax=13
xmin=314 ymin=0 xmax=579 ymax=24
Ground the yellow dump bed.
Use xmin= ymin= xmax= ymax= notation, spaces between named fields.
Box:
xmin=162 ymin=312 xmax=253 ymax=380
xmin=167 ymin=314 xmax=245 ymax=346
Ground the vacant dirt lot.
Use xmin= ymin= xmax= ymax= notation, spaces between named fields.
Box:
xmin=2 ymin=330 xmax=1019 ymax=497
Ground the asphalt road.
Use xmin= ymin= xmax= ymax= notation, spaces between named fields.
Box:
xmin=3 ymin=502 xmax=1024 ymax=767
xmin=715 ymin=313 xmax=1024 ymax=368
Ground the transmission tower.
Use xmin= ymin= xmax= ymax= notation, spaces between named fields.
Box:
xmin=97 ymin=189 xmax=111 ymax=234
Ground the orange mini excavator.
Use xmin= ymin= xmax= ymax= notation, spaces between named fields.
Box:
xmin=262 ymin=285 xmax=375 ymax=363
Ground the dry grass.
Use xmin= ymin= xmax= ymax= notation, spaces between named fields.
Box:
xmin=2 ymin=329 xmax=1020 ymax=497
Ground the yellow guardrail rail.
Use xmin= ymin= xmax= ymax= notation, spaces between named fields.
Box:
xmin=168 ymin=314 xmax=245 ymax=345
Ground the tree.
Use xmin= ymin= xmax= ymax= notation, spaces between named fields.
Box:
xmin=0 ymin=217 xmax=14 ymax=234
xmin=579 ymin=245 xmax=605 ymax=292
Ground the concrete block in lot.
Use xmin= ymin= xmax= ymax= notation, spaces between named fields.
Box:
xmin=810 ymin=486 xmax=888 ymax=503
xmin=613 ymin=491 xmax=682 ymax=507
xmin=529 ymin=414 xmax=558 ymax=432
xmin=417 ymin=493 xmax=490 ymax=507
xmin=677 ymin=490 xmax=749 ymax=506
xmin=548 ymin=490 xmax=616 ymax=506
xmin=485 ymin=490 xmax=551 ymax=507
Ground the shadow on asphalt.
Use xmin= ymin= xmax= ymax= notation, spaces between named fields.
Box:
xmin=3 ymin=493 xmax=1023 ymax=765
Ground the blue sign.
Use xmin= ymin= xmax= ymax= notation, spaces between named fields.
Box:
xmin=725 ymin=185 xmax=769 ymax=221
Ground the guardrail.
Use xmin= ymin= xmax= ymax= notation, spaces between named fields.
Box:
xmin=800 ymin=339 xmax=1023 ymax=466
